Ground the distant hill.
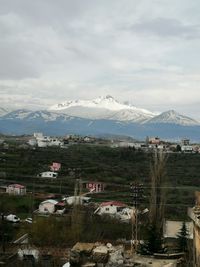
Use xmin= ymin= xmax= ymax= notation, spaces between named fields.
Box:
xmin=0 ymin=96 xmax=199 ymax=140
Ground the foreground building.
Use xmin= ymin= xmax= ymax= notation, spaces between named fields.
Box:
xmin=189 ymin=192 xmax=200 ymax=267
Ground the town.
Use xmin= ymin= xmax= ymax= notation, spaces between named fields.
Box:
xmin=0 ymin=133 xmax=200 ymax=266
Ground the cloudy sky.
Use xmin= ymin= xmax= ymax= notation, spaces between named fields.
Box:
xmin=0 ymin=0 xmax=200 ymax=119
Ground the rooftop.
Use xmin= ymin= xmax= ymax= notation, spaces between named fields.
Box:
xmin=8 ymin=184 xmax=25 ymax=189
xmin=100 ymin=201 xmax=127 ymax=207
xmin=41 ymin=199 xmax=58 ymax=205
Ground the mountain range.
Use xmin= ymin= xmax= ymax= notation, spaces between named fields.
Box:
xmin=0 ymin=95 xmax=200 ymax=141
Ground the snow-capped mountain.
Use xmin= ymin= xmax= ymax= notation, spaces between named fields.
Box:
xmin=0 ymin=106 xmax=200 ymax=140
xmin=50 ymin=95 xmax=133 ymax=111
xmin=2 ymin=109 xmax=75 ymax=122
xmin=49 ymin=95 xmax=155 ymax=122
xmin=107 ymin=109 xmax=154 ymax=123
xmin=147 ymin=110 xmax=200 ymax=126
xmin=0 ymin=107 xmax=10 ymax=117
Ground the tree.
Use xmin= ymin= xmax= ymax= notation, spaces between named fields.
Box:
xmin=143 ymin=151 xmax=168 ymax=254
xmin=177 ymin=221 xmax=188 ymax=252
xmin=176 ymin=144 xmax=182 ymax=152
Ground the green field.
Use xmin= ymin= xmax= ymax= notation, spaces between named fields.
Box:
xmin=0 ymin=144 xmax=199 ymax=220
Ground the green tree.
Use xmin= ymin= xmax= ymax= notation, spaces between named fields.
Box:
xmin=177 ymin=221 xmax=188 ymax=252
xmin=176 ymin=144 xmax=182 ymax=152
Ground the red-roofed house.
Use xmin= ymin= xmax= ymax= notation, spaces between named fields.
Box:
xmin=6 ymin=184 xmax=26 ymax=195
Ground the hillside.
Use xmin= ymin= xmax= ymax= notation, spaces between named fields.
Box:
xmin=0 ymin=144 xmax=198 ymax=220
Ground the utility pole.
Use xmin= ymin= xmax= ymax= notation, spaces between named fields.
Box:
xmin=130 ymin=183 xmax=144 ymax=253
xmin=1 ymin=213 xmax=5 ymax=253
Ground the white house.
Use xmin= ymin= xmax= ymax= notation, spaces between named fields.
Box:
xmin=94 ymin=201 xmax=127 ymax=216
xmin=38 ymin=171 xmax=58 ymax=178
xmin=181 ymin=145 xmax=193 ymax=153
xmin=48 ymin=138 xmax=63 ymax=147
xmin=6 ymin=184 xmax=26 ymax=195
xmin=39 ymin=199 xmax=58 ymax=214
xmin=33 ymin=133 xmax=63 ymax=148
xmin=115 ymin=207 xmax=135 ymax=223
xmin=64 ymin=196 xmax=91 ymax=205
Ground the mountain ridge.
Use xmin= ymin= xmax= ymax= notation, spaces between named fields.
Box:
xmin=0 ymin=96 xmax=199 ymax=140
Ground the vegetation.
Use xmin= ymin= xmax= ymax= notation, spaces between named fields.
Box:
xmin=0 ymin=144 xmax=199 ymax=221
xmin=177 ymin=221 xmax=189 ymax=252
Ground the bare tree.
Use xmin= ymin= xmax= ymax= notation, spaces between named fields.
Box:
xmin=148 ymin=150 xmax=168 ymax=252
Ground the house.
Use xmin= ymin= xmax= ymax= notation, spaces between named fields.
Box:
xmin=55 ymin=202 xmax=66 ymax=214
xmin=6 ymin=184 xmax=26 ymax=195
xmin=115 ymin=207 xmax=135 ymax=223
xmin=48 ymin=138 xmax=63 ymax=147
xmin=39 ymin=199 xmax=58 ymax=214
xmin=86 ymin=182 xmax=105 ymax=193
xmin=94 ymin=201 xmax=127 ymax=216
xmin=33 ymin=132 xmax=63 ymax=148
xmin=181 ymin=138 xmax=190 ymax=146
xmin=64 ymin=196 xmax=91 ymax=205
xmin=181 ymin=145 xmax=193 ymax=153
xmin=149 ymin=137 xmax=161 ymax=145
xmin=38 ymin=171 xmax=58 ymax=178
xmin=94 ymin=201 xmax=136 ymax=222
xmin=50 ymin=162 xmax=61 ymax=172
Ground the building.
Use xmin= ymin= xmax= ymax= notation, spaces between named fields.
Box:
xmin=188 ymin=192 xmax=200 ymax=267
xmin=181 ymin=145 xmax=193 ymax=153
xmin=50 ymin=162 xmax=61 ymax=172
xmin=38 ymin=171 xmax=58 ymax=178
xmin=39 ymin=199 xmax=58 ymax=213
xmin=181 ymin=138 xmax=190 ymax=146
xmin=6 ymin=184 xmax=26 ymax=195
xmin=32 ymin=133 xmax=63 ymax=148
xmin=86 ymin=182 xmax=105 ymax=193
xmin=149 ymin=137 xmax=161 ymax=145
xmin=38 ymin=199 xmax=65 ymax=214
xmin=94 ymin=201 xmax=135 ymax=222
xmin=64 ymin=196 xmax=91 ymax=205
xmin=94 ymin=201 xmax=127 ymax=216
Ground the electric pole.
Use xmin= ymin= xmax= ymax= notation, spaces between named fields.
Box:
xmin=130 ymin=183 xmax=144 ymax=253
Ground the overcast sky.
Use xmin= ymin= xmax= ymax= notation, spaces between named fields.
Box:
xmin=0 ymin=0 xmax=200 ymax=119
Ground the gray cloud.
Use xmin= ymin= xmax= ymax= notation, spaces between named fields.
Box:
xmin=131 ymin=18 xmax=200 ymax=39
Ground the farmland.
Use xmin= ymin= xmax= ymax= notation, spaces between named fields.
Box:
xmin=0 ymin=143 xmax=199 ymax=220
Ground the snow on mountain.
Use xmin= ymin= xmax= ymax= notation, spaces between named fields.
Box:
xmin=53 ymin=106 xmax=114 ymax=120
xmin=108 ymin=108 xmax=155 ymax=123
xmin=1 ymin=109 xmax=74 ymax=122
xmin=49 ymin=95 xmax=131 ymax=111
xmin=1 ymin=97 xmax=199 ymax=128
xmin=0 ymin=107 xmax=10 ymax=116
xmin=2 ymin=109 xmax=32 ymax=120
xmin=146 ymin=110 xmax=200 ymax=126
xmin=49 ymin=95 xmax=156 ymax=122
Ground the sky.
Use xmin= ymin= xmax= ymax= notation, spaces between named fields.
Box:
xmin=0 ymin=0 xmax=200 ymax=119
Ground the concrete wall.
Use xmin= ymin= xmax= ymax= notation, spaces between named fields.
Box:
xmin=193 ymin=224 xmax=200 ymax=267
